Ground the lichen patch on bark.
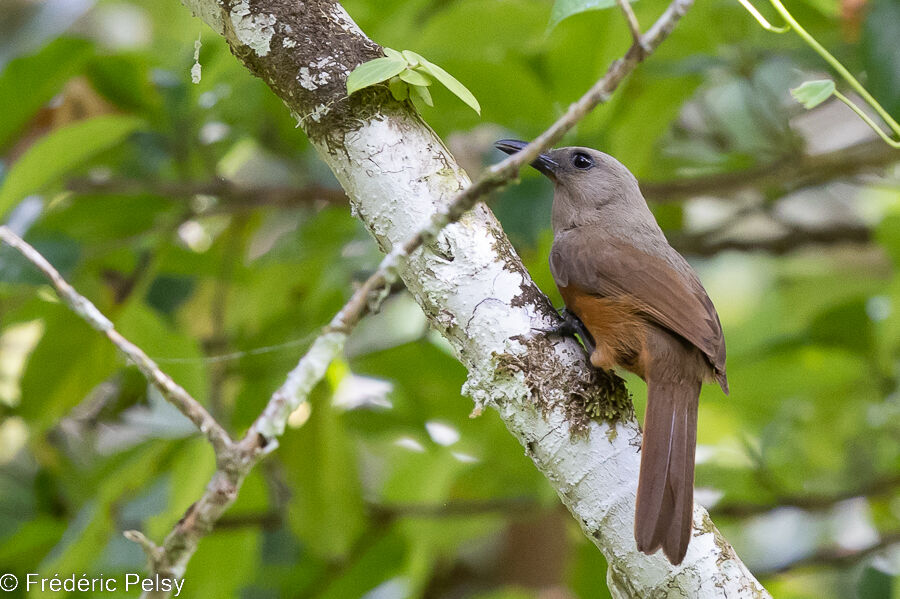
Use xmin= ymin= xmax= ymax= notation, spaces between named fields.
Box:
xmin=230 ymin=0 xmax=276 ymax=56
xmin=495 ymin=333 xmax=632 ymax=435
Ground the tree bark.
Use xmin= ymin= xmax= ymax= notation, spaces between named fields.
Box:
xmin=179 ymin=0 xmax=770 ymax=595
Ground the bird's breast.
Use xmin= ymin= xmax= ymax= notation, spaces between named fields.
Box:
xmin=558 ymin=285 xmax=650 ymax=378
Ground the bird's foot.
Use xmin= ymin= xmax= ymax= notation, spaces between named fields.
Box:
xmin=533 ymin=308 xmax=597 ymax=355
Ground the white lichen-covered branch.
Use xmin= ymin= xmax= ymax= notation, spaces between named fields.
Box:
xmin=170 ymin=0 xmax=770 ymax=596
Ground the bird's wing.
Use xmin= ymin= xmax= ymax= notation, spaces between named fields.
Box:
xmin=550 ymin=228 xmax=727 ymax=387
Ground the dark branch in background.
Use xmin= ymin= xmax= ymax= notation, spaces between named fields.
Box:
xmin=66 ymin=177 xmax=347 ymax=212
xmin=368 ymin=498 xmax=542 ymax=519
xmin=671 ymin=222 xmax=872 ymax=256
xmin=711 ymin=474 xmax=900 ymax=518
xmin=643 ymin=139 xmax=898 ymax=201
xmin=69 ymin=138 xmax=898 ymax=210
xmin=65 ymin=140 xmax=895 ymax=262
xmin=756 ymin=530 xmax=900 ymax=576
xmin=216 ymin=497 xmax=542 ymax=530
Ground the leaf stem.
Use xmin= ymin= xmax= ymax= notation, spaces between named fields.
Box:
xmin=833 ymin=90 xmax=900 ymax=148
xmin=736 ymin=0 xmax=789 ymax=32
xmin=765 ymin=0 xmax=900 ymax=139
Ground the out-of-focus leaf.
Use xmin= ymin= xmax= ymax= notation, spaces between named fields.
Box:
xmin=0 ymin=236 xmax=80 ymax=285
xmin=281 ymin=378 xmax=367 ymax=559
xmin=19 ymin=304 xmax=117 ymax=429
xmin=856 ymin=565 xmax=893 ymax=599
xmin=0 ymin=517 xmax=66 ymax=572
xmin=346 ymin=55 xmax=407 ymax=95
xmin=146 ymin=276 xmax=194 ymax=315
xmin=144 ymin=439 xmax=215 ymax=540
xmin=790 ymin=79 xmax=835 ymax=109
xmin=37 ymin=194 xmax=172 ymax=242
xmin=0 ymin=115 xmax=141 ymax=217
xmin=862 ymin=0 xmax=900 ymax=119
xmin=875 ymin=212 xmax=900 ymax=267
xmin=37 ymin=443 xmax=170 ymax=592
xmin=115 ymin=301 xmax=208 ymax=401
xmin=807 ymin=298 xmax=875 ymax=356
xmin=86 ymin=53 xmax=161 ymax=114
xmin=402 ymin=50 xmax=480 ymax=114
xmin=314 ymin=529 xmax=405 ymax=599
xmin=176 ymin=529 xmax=259 ymax=599
xmin=548 ymin=0 xmax=634 ymax=31
xmin=0 ymin=37 xmax=93 ymax=150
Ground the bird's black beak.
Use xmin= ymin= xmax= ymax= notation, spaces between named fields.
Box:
xmin=494 ymin=139 xmax=559 ymax=181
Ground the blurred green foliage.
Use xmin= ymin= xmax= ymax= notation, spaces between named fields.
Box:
xmin=0 ymin=0 xmax=899 ymax=597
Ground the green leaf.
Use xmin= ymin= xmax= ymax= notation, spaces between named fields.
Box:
xmin=346 ymin=56 xmax=407 ymax=95
xmin=389 ymin=76 xmax=409 ymax=101
xmin=314 ymin=531 xmax=405 ymax=599
xmin=86 ymin=53 xmax=161 ymax=114
xmin=402 ymin=51 xmax=480 ymax=115
xmin=411 ymin=84 xmax=434 ymax=107
xmin=19 ymin=303 xmax=117 ymax=429
xmin=807 ymin=298 xmax=875 ymax=356
xmin=0 ymin=38 xmax=93 ymax=150
xmin=38 ymin=443 xmax=171 ymax=586
xmin=399 ymin=68 xmax=433 ymax=87
xmin=0 ymin=115 xmax=141 ymax=218
xmin=383 ymin=47 xmax=404 ymax=61
xmin=548 ymin=0 xmax=633 ymax=31
xmin=790 ymin=79 xmax=835 ymax=109
xmin=281 ymin=376 xmax=367 ymax=559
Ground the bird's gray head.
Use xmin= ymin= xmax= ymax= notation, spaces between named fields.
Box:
xmin=495 ymin=139 xmax=654 ymax=233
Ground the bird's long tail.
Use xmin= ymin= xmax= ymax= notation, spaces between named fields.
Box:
xmin=634 ymin=377 xmax=700 ymax=565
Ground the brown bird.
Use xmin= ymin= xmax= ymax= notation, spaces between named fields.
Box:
xmin=496 ymin=140 xmax=728 ymax=565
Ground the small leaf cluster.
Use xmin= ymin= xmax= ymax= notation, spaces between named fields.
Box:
xmin=346 ymin=48 xmax=480 ymax=114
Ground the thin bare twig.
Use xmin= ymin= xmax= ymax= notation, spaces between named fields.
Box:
xmin=0 ymin=226 xmax=233 ymax=456
xmin=616 ymin=0 xmax=648 ymax=57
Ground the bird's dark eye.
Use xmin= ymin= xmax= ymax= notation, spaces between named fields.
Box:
xmin=571 ymin=152 xmax=594 ymax=170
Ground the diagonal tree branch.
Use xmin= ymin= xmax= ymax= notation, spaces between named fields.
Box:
xmin=66 ymin=177 xmax=348 ymax=211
